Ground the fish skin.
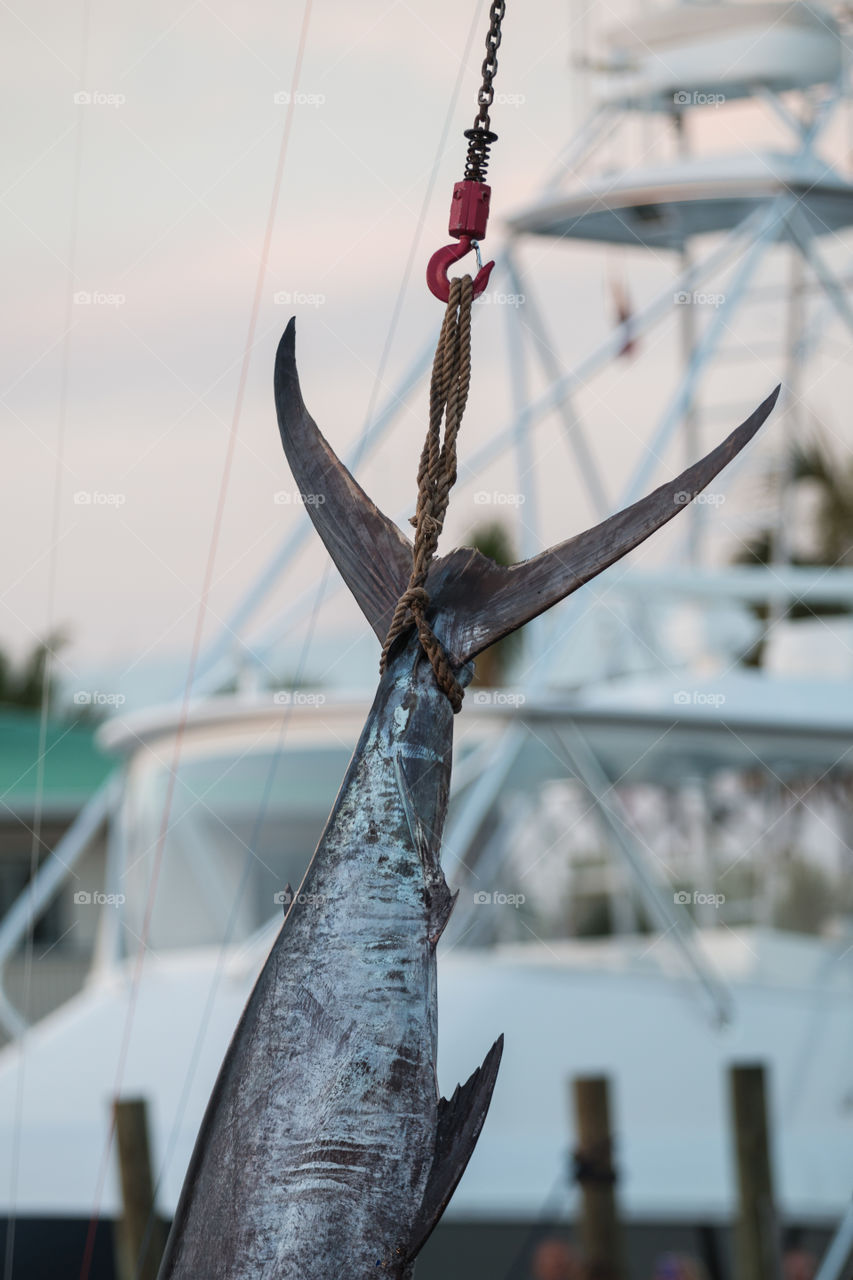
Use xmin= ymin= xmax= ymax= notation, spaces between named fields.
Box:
xmin=158 ymin=642 xmax=481 ymax=1279
xmin=159 ymin=320 xmax=779 ymax=1277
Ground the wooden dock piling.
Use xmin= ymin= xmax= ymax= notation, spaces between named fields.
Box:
xmin=729 ymin=1063 xmax=782 ymax=1280
xmin=113 ymin=1097 xmax=166 ymax=1280
xmin=571 ymin=1074 xmax=626 ymax=1280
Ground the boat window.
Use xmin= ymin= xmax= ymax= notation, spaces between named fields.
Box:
xmin=120 ymin=745 xmax=352 ymax=950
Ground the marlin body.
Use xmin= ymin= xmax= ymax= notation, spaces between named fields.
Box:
xmin=159 ymin=636 xmax=485 ymax=1278
xmin=158 ymin=320 xmax=778 ymax=1278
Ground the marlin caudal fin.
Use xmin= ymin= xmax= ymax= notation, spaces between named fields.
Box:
xmin=275 ymin=326 xmax=777 ymax=664
xmin=274 ymin=320 xmax=413 ymax=642
xmin=429 ymin=386 xmax=780 ymax=663
xmin=405 ymin=1035 xmax=504 ymax=1262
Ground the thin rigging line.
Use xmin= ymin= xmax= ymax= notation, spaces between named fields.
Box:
xmin=355 ymin=0 xmax=489 ymax=441
xmin=500 ymin=1166 xmax=573 ymax=1280
xmin=122 ymin=3 xmax=492 ymax=1263
xmin=77 ymin=5 xmax=315 ymax=1278
xmin=130 ymin=560 xmax=333 ymax=1280
xmin=3 ymin=2 xmax=91 ymax=1277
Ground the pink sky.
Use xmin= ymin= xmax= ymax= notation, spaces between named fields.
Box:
xmin=3 ymin=0 xmax=852 ymax=701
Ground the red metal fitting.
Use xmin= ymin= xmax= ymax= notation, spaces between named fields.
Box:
xmin=448 ymin=180 xmax=491 ymax=240
xmin=426 ymin=236 xmax=495 ymax=304
xmin=426 ymin=180 xmax=495 ymax=304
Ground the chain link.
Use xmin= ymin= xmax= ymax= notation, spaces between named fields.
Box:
xmin=463 ymin=1 xmax=506 ymax=183
xmin=474 ymin=1 xmax=506 ymax=133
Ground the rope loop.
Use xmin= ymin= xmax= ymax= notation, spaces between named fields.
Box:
xmin=379 ymin=275 xmax=474 ymax=711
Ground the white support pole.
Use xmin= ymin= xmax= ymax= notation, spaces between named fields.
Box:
xmin=551 ymin=722 xmax=732 ymax=1027
xmin=503 ymin=261 xmax=540 ymax=560
xmin=757 ymin=87 xmax=811 ymax=146
xmin=815 ymin=1199 xmax=853 ymax=1280
xmin=540 ymin=108 xmax=620 ymax=196
xmin=504 ymin=243 xmax=610 ymax=518
xmin=621 ymin=195 xmax=791 ymax=510
xmin=683 ymin=778 xmax=718 ymax=928
xmin=92 ymin=767 xmax=131 ymax=976
xmin=609 ymin=563 xmax=853 ymax=608
xmin=673 ymin=109 xmax=702 ymax=566
xmin=787 ymin=207 xmax=853 ymax=340
xmin=442 ymin=724 xmax=527 ymax=883
xmin=771 ymin=243 xmax=807 ymax=570
xmin=460 ymin=205 xmax=775 ymax=493
xmin=759 ymin=78 xmax=843 ymax=163
xmin=0 ymin=775 xmax=122 ymax=1037
xmin=502 ymin=255 xmax=547 ymax=667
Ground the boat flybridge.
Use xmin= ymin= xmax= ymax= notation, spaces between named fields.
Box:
xmin=3 ymin=1 xmax=853 ymax=1277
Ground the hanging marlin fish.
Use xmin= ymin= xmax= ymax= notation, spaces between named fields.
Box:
xmin=158 ymin=317 xmax=778 ymax=1279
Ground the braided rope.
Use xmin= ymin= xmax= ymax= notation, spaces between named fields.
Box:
xmin=379 ymin=275 xmax=474 ymax=712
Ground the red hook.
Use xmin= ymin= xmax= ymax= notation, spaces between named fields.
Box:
xmin=426 ymin=236 xmax=495 ymax=304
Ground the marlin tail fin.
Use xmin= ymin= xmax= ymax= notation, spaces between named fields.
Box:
xmin=275 ymin=321 xmax=778 ymax=665
xmin=274 ymin=319 xmax=412 ymax=642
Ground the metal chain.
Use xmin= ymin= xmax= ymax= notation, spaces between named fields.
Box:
xmin=474 ymin=1 xmax=506 ymax=133
xmin=464 ymin=1 xmax=506 ymax=183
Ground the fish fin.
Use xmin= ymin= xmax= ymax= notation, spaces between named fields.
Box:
xmin=393 ymin=751 xmax=428 ymax=859
xmin=275 ymin=325 xmax=778 ymax=661
xmin=428 ymin=888 xmax=458 ymax=948
xmin=428 ymin=386 xmax=780 ymax=662
xmin=394 ymin=752 xmax=456 ymax=945
xmin=405 ymin=1035 xmax=504 ymax=1262
xmin=274 ymin=320 xmax=413 ymax=642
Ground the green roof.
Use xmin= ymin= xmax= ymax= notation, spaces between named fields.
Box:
xmin=0 ymin=708 xmax=113 ymax=816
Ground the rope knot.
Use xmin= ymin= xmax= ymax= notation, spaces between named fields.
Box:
xmin=379 ymin=275 xmax=473 ymax=712
xmin=418 ymin=513 xmax=442 ymax=541
xmin=400 ymin=585 xmax=429 ymax=613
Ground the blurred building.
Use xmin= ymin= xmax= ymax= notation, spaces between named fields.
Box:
xmin=0 ymin=708 xmax=112 ymax=1038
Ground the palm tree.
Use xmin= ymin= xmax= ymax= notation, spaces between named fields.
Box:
xmin=734 ymin=432 xmax=853 ymax=663
xmin=0 ymin=632 xmax=66 ymax=712
xmin=736 ymin=435 xmax=853 ymax=572
xmin=465 ymin=521 xmax=519 ymax=686
xmin=788 ymin=440 xmax=853 ymax=568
